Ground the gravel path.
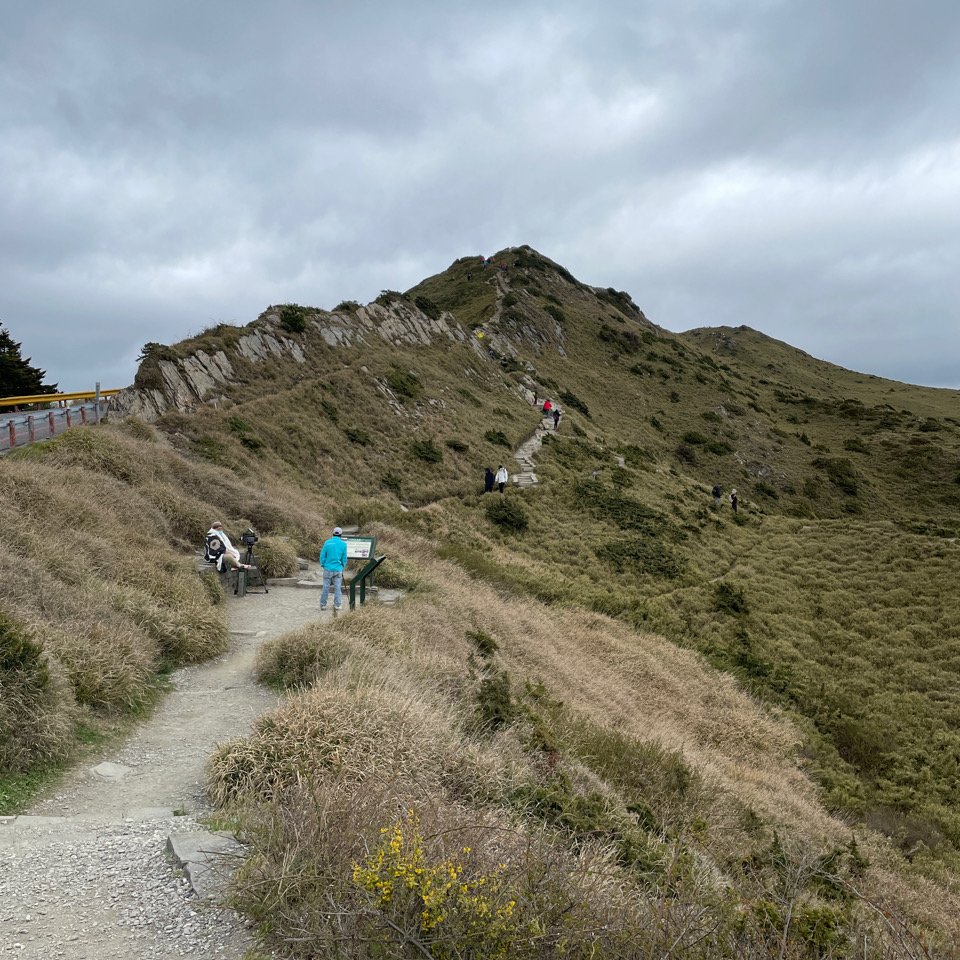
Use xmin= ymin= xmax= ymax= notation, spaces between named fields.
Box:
xmin=0 ymin=578 xmax=334 ymax=959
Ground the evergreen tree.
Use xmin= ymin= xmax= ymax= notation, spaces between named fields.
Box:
xmin=0 ymin=322 xmax=57 ymax=397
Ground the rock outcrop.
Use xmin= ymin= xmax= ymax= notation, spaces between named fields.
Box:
xmin=112 ymin=299 xmax=467 ymax=422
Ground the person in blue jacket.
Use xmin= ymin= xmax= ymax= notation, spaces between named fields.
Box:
xmin=319 ymin=526 xmax=348 ymax=611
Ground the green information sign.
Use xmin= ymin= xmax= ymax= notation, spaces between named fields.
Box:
xmin=344 ymin=536 xmax=376 ymax=561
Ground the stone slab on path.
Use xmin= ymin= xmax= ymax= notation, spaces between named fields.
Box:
xmin=167 ymin=830 xmax=247 ymax=900
xmin=90 ymin=761 xmax=133 ymax=782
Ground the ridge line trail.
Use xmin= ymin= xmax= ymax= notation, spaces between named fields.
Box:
xmin=0 ymin=580 xmax=330 ymax=959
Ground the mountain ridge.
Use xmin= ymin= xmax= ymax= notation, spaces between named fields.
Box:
xmin=5 ymin=244 xmax=960 ymax=954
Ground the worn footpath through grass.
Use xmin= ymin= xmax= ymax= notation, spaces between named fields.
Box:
xmin=0 ymin=579 xmax=335 ymax=960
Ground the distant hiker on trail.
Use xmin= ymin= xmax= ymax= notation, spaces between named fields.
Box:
xmin=552 ymin=408 xmax=561 ymax=430
xmin=319 ymin=526 xmax=348 ymax=612
xmin=484 ymin=466 xmax=495 ymax=494
xmin=495 ymin=464 xmax=509 ymax=493
xmin=730 ymin=489 xmax=738 ymax=513
xmin=712 ymin=484 xmax=722 ymax=508
xmin=542 ymin=399 xmax=552 ymax=416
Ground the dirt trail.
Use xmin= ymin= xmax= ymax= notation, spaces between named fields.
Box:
xmin=0 ymin=580 xmax=333 ymax=959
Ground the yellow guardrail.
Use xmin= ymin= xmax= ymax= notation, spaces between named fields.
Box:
xmin=0 ymin=388 xmax=122 ymax=410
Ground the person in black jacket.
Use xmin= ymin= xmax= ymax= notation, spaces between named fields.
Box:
xmin=483 ymin=466 xmax=495 ymax=494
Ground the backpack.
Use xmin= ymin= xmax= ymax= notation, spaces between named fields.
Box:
xmin=712 ymin=485 xmax=721 ymax=498
xmin=204 ymin=533 xmax=226 ymax=564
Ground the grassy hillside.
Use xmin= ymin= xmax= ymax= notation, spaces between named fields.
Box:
xmin=4 ymin=245 xmax=960 ymax=954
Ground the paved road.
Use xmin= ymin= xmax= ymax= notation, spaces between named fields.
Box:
xmin=0 ymin=401 xmax=110 ymax=453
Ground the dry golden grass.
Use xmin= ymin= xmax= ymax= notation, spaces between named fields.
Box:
xmin=251 ymin=536 xmax=299 ymax=578
xmin=211 ymin=531 xmax=960 ymax=953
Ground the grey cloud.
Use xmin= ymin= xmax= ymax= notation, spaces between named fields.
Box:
xmin=1 ymin=0 xmax=958 ymax=390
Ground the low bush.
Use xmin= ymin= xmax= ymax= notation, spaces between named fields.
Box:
xmin=0 ymin=611 xmax=73 ymax=772
xmin=484 ymin=498 xmax=529 ymax=533
xmin=255 ymin=623 xmax=349 ymax=690
xmin=484 ymin=430 xmax=511 ymax=447
xmin=411 ymin=439 xmax=443 ymax=463
xmin=475 ymin=670 xmax=516 ymax=731
xmin=595 ymin=537 xmax=684 ymax=580
xmin=279 ymin=304 xmax=309 ymax=333
xmin=386 ymin=367 xmax=422 ymax=400
xmin=372 ymin=557 xmax=423 ymax=591
xmin=754 ymin=481 xmax=779 ymax=500
xmin=558 ymin=389 xmax=589 ymax=418
xmin=813 ymin=457 xmax=859 ymax=495
xmin=414 ymin=295 xmax=442 ymax=321
xmin=713 ymin=582 xmax=748 ymax=616
xmin=344 ymin=427 xmax=370 ymax=445
xmin=254 ymin=537 xmax=299 ymax=578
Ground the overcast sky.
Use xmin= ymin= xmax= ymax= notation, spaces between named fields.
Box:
xmin=2 ymin=0 xmax=958 ymax=392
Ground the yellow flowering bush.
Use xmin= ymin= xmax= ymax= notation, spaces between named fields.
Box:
xmin=353 ymin=809 xmax=521 ymax=958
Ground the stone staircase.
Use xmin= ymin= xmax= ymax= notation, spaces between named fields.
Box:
xmin=511 ymin=413 xmax=553 ymax=488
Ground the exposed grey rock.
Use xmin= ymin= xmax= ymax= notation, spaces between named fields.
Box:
xmin=90 ymin=762 xmax=133 ymax=783
xmin=166 ymin=831 xmax=246 ymax=900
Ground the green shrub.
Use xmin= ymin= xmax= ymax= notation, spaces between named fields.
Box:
xmin=484 ymin=497 xmax=529 ymax=533
xmin=475 ymin=670 xmax=516 ymax=730
xmin=558 ymin=390 xmax=589 ymax=418
xmin=484 ymin=429 xmax=511 ymax=447
xmin=344 ymin=427 xmax=370 ymax=446
xmin=706 ymin=440 xmax=734 ymax=456
xmin=279 ymin=304 xmax=308 ymax=333
xmin=386 ymin=367 xmax=422 ymax=400
xmin=753 ymin=481 xmax=779 ymax=500
xmin=681 ymin=431 xmax=707 ymax=445
xmin=812 ymin=457 xmax=859 ymax=495
xmin=446 ymin=438 xmax=469 ymax=453
xmin=544 ymin=304 xmax=566 ymax=324
xmin=467 ymin=629 xmax=499 ymax=659
xmin=595 ymin=537 xmax=684 ymax=580
xmin=410 ymin=439 xmax=442 ymax=463
xmin=381 ymin=472 xmax=403 ymax=496
xmin=413 ymin=295 xmax=441 ymax=321
xmin=713 ymin=582 xmax=748 ymax=616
